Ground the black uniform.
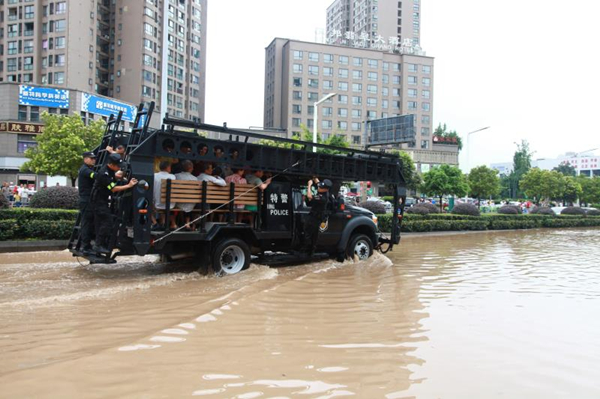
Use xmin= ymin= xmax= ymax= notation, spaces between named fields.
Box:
xmin=91 ymin=165 xmax=118 ymax=250
xmin=304 ymin=192 xmax=330 ymax=255
xmin=77 ymin=164 xmax=96 ymax=250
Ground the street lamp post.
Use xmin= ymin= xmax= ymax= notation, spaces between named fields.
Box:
xmin=465 ymin=126 xmax=491 ymax=172
xmin=313 ymin=93 xmax=336 ymax=153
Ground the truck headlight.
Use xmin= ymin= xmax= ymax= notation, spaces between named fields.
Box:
xmin=372 ymin=215 xmax=378 ymax=225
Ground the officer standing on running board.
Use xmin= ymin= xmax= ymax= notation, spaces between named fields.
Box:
xmin=91 ymin=153 xmax=138 ymax=254
xmin=77 ymin=151 xmax=97 ymax=255
xmin=303 ymin=177 xmax=332 ymax=256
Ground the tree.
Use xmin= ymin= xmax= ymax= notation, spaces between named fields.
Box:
xmin=258 ymin=124 xmax=349 ymax=153
xmin=519 ymin=168 xmax=563 ymax=205
xmin=578 ymin=176 xmax=600 ymax=205
xmin=421 ymin=164 xmax=469 ymax=211
xmin=390 ymin=150 xmax=422 ymax=191
xmin=21 ymin=113 xmax=105 ymax=186
xmin=468 ymin=165 xmax=500 ymax=207
xmin=561 ymin=176 xmax=582 ymax=205
xmin=434 ymin=123 xmax=463 ymax=150
xmin=553 ymin=162 xmax=577 ymax=177
xmin=508 ymin=140 xmax=534 ymax=198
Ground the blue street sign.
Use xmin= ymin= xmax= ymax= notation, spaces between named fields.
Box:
xmin=81 ymin=93 xmax=137 ymax=122
xmin=19 ymin=85 xmax=70 ymax=109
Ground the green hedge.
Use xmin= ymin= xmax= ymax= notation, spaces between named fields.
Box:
xmin=377 ymin=213 xmax=600 ymax=233
xmin=0 ymin=209 xmax=77 ymax=241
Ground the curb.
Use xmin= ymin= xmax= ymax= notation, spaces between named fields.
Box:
xmin=0 ymin=240 xmax=68 ymax=253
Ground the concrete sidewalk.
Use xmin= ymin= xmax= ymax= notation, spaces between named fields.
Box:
xmin=0 ymin=240 xmax=68 ymax=253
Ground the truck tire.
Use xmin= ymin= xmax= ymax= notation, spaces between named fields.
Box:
xmin=346 ymin=234 xmax=373 ymax=261
xmin=212 ymin=238 xmax=251 ymax=275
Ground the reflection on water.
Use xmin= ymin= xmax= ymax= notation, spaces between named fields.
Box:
xmin=0 ymin=228 xmax=599 ymax=398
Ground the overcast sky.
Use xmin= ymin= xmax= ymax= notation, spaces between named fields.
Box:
xmin=205 ymin=0 xmax=600 ymax=171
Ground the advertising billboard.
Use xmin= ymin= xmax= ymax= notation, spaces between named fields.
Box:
xmin=19 ymin=85 xmax=70 ymax=109
xmin=81 ymin=93 xmax=137 ymax=122
xmin=367 ymin=114 xmax=416 ymax=147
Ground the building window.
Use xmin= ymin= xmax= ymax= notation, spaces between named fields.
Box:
xmin=24 ymin=6 xmax=35 ymax=19
xmin=352 ymin=96 xmax=362 ymax=106
xmin=56 ymin=37 xmax=66 ymax=49
xmin=292 ymin=104 xmax=302 ymax=114
xmin=323 ymin=80 xmax=333 ymax=90
xmin=393 ymin=63 xmax=401 ymax=72
xmin=307 ymin=105 xmax=314 ymax=115
xmin=307 ymin=119 xmax=314 ymax=128
xmin=322 ymin=107 xmax=332 ymax=117
xmin=407 ymin=64 xmax=418 ymax=73
xmin=368 ymin=59 xmax=378 ymax=68
xmin=422 ymin=77 xmax=431 ymax=86
xmin=421 ymin=140 xmax=430 ymax=149
xmin=367 ymin=110 xmax=377 ymax=119
xmin=422 ymin=90 xmax=430 ymax=99
xmin=324 ymin=54 xmax=333 ymax=63
xmin=338 ymin=82 xmax=348 ymax=91
xmin=18 ymin=105 xmax=28 ymax=121
xmin=339 ymin=56 xmax=349 ymax=65
xmin=293 ymin=77 xmax=302 ymax=87
xmin=408 ymin=101 xmax=417 ymax=110
xmin=352 ymin=123 xmax=362 ymax=132
xmin=338 ymin=108 xmax=348 ymax=117
xmin=56 ymin=2 xmax=67 ymax=14
xmin=352 ymin=109 xmax=362 ymax=118
xmin=293 ymin=64 xmax=303 ymax=73
xmin=17 ymin=134 xmax=38 ymax=154
xmin=352 ymin=70 xmax=362 ymax=80
xmin=421 ymin=127 xmax=430 ymax=135
xmin=422 ymin=102 xmax=430 ymax=111
xmin=338 ymin=121 xmax=347 ymax=130
xmin=393 ymin=76 xmax=401 ymax=85
xmin=339 ymin=68 xmax=349 ymax=78
xmin=392 ymin=100 xmax=400 ymax=109
xmin=24 ymin=40 xmax=34 ymax=54
xmin=423 ymin=65 xmax=431 ymax=74
xmin=55 ymin=19 xmax=66 ymax=32
xmin=367 ymin=98 xmax=377 ymax=107
xmin=338 ymin=95 xmax=348 ymax=104
xmin=323 ymin=67 xmax=333 ymax=77
xmin=352 ymin=135 xmax=361 ymax=144
xmin=293 ymin=91 xmax=302 ymax=100
xmin=8 ymin=42 xmax=18 ymax=55
xmin=382 ymin=99 xmax=389 ymax=109
xmin=383 ymin=62 xmax=389 ymax=71
xmin=292 ymin=118 xmax=301 ymax=127
xmin=308 ymin=92 xmax=319 ymax=101
xmin=408 ymin=89 xmax=417 ymax=97
xmin=308 ymin=79 xmax=318 ymax=88
xmin=30 ymin=107 xmax=40 ymax=122
xmin=55 ymin=54 xmax=65 ymax=66
xmin=352 ymin=83 xmax=362 ymax=93
xmin=309 ymin=52 xmax=319 ymax=62
xmin=422 ymin=115 xmax=430 ymax=124
xmin=367 ymin=85 xmax=377 ymax=94
xmin=322 ymin=120 xmax=333 ymax=129
xmin=382 ymin=87 xmax=389 ymax=96
xmin=308 ymin=65 xmax=319 ymax=75
xmin=293 ymin=50 xmax=303 ymax=60
xmin=353 ymin=57 xmax=363 ymax=67
xmin=382 ymin=74 xmax=389 ymax=84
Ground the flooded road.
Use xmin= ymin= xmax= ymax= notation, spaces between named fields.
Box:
xmin=1 ymin=228 xmax=599 ymax=398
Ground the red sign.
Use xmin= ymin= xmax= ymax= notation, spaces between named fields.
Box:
xmin=0 ymin=122 xmax=45 ymax=134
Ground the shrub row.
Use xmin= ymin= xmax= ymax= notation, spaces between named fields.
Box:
xmin=377 ymin=213 xmax=600 ymax=233
xmin=0 ymin=209 xmax=77 ymax=241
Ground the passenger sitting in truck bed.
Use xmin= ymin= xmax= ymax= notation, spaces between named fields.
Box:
xmin=225 ymin=168 xmax=248 ymax=222
xmin=245 ymin=169 xmax=271 ymax=214
xmin=152 ymin=160 xmax=177 ymax=231
xmin=153 ymin=141 xmax=179 ymax=173
xmin=197 ymin=163 xmax=226 ymax=186
xmin=175 ymin=160 xmax=197 ymax=231
xmin=172 ymin=142 xmax=192 ymax=174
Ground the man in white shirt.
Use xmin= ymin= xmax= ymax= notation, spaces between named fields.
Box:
xmin=197 ymin=163 xmax=226 ymax=186
xmin=153 ymin=160 xmax=177 ymax=230
xmin=175 ymin=160 xmax=197 ymax=230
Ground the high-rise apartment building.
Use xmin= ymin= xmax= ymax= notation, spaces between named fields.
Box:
xmin=326 ymin=0 xmax=421 ymax=47
xmin=0 ymin=0 xmax=207 ymax=121
xmin=264 ymin=38 xmax=433 ymax=149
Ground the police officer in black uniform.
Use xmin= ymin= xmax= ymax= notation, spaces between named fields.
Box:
xmin=91 ymin=153 xmax=138 ymax=254
xmin=303 ymin=178 xmax=333 ymax=256
xmin=78 ymin=151 xmax=97 ymax=254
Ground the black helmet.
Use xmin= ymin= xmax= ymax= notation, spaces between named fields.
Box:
xmin=318 ymin=179 xmax=333 ymax=189
xmin=108 ymin=153 xmax=122 ymax=165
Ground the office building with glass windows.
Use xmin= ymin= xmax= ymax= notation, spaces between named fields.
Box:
xmin=264 ymin=38 xmax=434 ymax=153
xmin=0 ymin=0 xmax=207 ymax=122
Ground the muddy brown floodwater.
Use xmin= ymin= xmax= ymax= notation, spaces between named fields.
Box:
xmin=1 ymin=228 xmax=599 ymax=398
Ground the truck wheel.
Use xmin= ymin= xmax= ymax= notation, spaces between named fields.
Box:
xmin=212 ymin=238 xmax=250 ymax=275
xmin=346 ymin=234 xmax=373 ymax=261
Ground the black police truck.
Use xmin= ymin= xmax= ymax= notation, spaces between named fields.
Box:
xmin=68 ymin=103 xmax=408 ymax=274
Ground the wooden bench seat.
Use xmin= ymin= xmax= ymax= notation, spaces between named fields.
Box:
xmin=160 ymin=180 xmax=260 ymax=209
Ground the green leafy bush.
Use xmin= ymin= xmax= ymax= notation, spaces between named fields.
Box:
xmin=561 ymin=207 xmax=586 ymax=216
xmin=405 ymin=206 xmax=429 ymax=215
xmin=357 ymin=201 xmax=386 ymax=214
xmin=498 ymin=205 xmax=521 ymax=215
xmin=0 ymin=208 xmax=77 ymax=224
xmin=452 ymin=203 xmax=480 ymax=216
xmin=0 ymin=219 xmax=17 ymax=240
xmin=415 ymin=202 xmax=441 ymax=214
xmin=587 ymin=209 xmax=600 ymax=216
xmin=530 ymin=206 xmax=555 ymax=215
xmin=29 ymin=186 xmax=79 ymax=209
xmin=0 ymin=208 xmax=77 ymax=241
